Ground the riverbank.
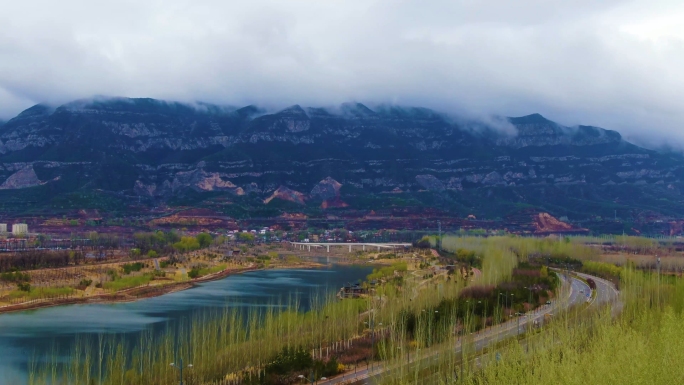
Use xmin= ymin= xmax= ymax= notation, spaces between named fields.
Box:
xmin=0 ymin=264 xmax=377 ymax=385
xmin=0 ymin=260 xmax=329 ymax=315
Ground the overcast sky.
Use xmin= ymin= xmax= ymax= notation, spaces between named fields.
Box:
xmin=1 ymin=0 xmax=683 ymax=147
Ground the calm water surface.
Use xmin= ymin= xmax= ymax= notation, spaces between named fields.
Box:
xmin=0 ymin=264 xmax=373 ymax=384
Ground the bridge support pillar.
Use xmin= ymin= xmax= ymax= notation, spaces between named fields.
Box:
xmin=327 ymin=245 xmax=330 ymax=253
xmin=308 ymin=245 xmax=310 ymax=252
xmin=363 ymin=245 xmax=365 ymax=251
xmin=349 ymin=245 xmax=352 ymax=253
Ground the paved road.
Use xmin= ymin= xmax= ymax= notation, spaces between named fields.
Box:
xmin=575 ymin=271 xmax=621 ymax=314
xmin=321 ymin=273 xmax=618 ymax=385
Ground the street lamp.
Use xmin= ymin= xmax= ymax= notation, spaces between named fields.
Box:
xmin=524 ymin=286 xmax=532 ymax=310
xmin=364 ymin=320 xmax=382 ymax=372
xmin=169 ymin=359 xmax=193 ymax=385
xmin=479 ymin=301 xmax=484 ymax=330
xmin=510 ymin=293 xmax=515 ymax=318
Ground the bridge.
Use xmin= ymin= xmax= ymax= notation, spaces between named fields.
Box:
xmin=289 ymin=242 xmax=412 ymax=253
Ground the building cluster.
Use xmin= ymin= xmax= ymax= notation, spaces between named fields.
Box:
xmin=0 ymin=223 xmax=29 ymax=236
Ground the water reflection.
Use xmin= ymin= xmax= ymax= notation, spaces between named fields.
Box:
xmin=0 ymin=265 xmax=372 ymax=384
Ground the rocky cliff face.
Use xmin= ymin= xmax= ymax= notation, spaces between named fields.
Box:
xmin=0 ymin=97 xmax=682 ymax=220
xmin=264 ymin=186 xmax=307 ymax=205
xmin=310 ymin=177 xmax=342 ymax=201
xmin=0 ymin=165 xmax=44 ymax=189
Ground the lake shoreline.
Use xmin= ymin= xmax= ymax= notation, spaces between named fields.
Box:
xmin=0 ymin=261 xmax=328 ymax=315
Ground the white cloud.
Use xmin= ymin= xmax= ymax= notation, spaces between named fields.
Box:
xmin=0 ymin=0 xmax=683 ymax=147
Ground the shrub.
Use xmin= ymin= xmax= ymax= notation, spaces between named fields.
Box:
xmin=17 ymin=282 xmax=31 ymax=292
xmin=188 ymin=264 xmax=226 ymax=279
xmin=173 ymin=237 xmax=200 ymax=252
xmin=265 ymin=346 xmax=313 ymax=375
xmin=0 ymin=271 xmax=30 ymax=283
xmin=582 ymin=260 xmax=622 ymax=278
xmin=367 ymin=262 xmax=407 ymax=281
xmin=453 ymin=248 xmax=482 ymax=268
xmin=106 ymin=269 xmax=119 ymax=281
xmin=413 ymin=237 xmax=431 ymax=249
xmin=122 ymin=262 xmax=145 ymax=275
xmin=237 ymin=232 xmax=255 ymax=242
xmin=188 ymin=267 xmax=201 ymax=279
xmin=78 ymin=278 xmax=93 ymax=288
xmin=196 ymin=233 xmax=213 ymax=248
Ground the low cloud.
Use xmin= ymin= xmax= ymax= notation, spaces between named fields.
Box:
xmin=0 ymin=1 xmax=683 ymax=148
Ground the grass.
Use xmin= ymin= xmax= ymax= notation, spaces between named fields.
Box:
xmin=375 ymin=262 xmax=684 ymax=385
xmin=102 ymin=274 xmax=153 ymax=291
xmin=28 ymin=235 xmax=683 ymax=385
xmin=8 ymin=287 xmax=75 ymax=301
xmin=197 ymin=264 xmax=227 ymax=276
xmin=25 ymin=236 xmax=516 ymax=384
xmin=189 ymin=264 xmax=227 ymax=279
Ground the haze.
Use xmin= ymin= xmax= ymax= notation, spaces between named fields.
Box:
xmin=1 ymin=0 xmax=683 ymax=148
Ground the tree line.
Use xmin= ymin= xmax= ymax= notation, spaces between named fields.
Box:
xmin=0 ymin=250 xmax=86 ymax=272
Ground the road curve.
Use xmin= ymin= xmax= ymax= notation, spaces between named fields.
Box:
xmin=320 ymin=273 xmax=618 ymax=385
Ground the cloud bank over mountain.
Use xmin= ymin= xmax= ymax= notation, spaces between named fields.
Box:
xmin=1 ymin=0 xmax=683 ymax=147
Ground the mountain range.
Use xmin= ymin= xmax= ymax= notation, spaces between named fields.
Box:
xmin=0 ymin=97 xmax=683 ymax=231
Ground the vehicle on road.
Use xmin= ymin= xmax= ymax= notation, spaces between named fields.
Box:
xmin=586 ymin=278 xmax=597 ymax=290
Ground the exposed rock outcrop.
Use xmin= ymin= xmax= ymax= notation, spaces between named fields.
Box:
xmin=0 ymin=166 xmax=44 ymax=189
xmin=264 ymin=186 xmax=307 ymax=205
xmin=310 ymin=177 xmax=342 ymax=200
xmin=534 ymin=213 xmax=587 ymax=233
xmin=172 ymin=169 xmax=244 ymax=194
xmin=0 ymin=97 xmax=679 ymax=220
xmin=135 ymin=170 xmax=244 ymax=196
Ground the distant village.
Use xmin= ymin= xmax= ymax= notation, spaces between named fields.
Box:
xmin=0 ymin=223 xmax=29 ymax=236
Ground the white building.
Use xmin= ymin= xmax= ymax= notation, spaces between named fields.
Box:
xmin=0 ymin=224 xmax=6 ymax=233
xmin=12 ymin=223 xmax=28 ymax=235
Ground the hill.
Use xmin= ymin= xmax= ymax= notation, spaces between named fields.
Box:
xmin=0 ymin=97 xmax=683 ymax=233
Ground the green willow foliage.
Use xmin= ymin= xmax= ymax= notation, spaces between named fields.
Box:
xmin=377 ymin=266 xmax=684 ymax=385
xmin=29 ymin=294 xmax=367 ymax=385
xmin=29 ymin=236 xmax=604 ymax=385
xmin=581 ymin=260 xmax=623 ymax=279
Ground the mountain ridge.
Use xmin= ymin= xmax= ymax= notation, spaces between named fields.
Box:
xmin=0 ymin=96 xmax=682 ymax=226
